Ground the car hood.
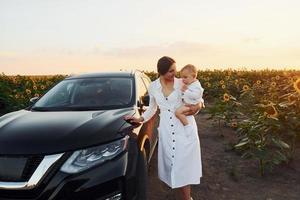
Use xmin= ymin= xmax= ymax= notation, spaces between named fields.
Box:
xmin=0 ymin=108 xmax=135 ymax=155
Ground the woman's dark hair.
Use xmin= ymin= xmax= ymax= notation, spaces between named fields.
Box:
xmin=157 ymin=56 xmax=176 ymax=75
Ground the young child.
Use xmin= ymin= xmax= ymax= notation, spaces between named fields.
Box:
xmin=175 ymin=64 xmax=205 ymax=126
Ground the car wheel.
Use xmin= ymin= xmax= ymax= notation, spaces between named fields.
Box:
xmin=136 ymin=148 xmax=148 ymax=200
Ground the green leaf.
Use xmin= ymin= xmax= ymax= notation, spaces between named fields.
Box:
xmin=241 ymin=152 xmax=252 ymax=159
xmin=272 ymin=138 xmax=290 ymax=149
xmin=234 ymin=140 xmax=249 ymax=148
xmin=277 ymin=140 xmax=290 ymax=149
xmin=275 ymin=150 xmax=287 ymax=161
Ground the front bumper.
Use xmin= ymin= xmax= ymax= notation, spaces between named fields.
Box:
xmin=0 ymin=151 xmax=136 ymax=200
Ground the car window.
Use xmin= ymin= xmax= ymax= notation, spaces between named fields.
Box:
xmin=32 ymin=77 xmax=134 ymax=111
xmin=39 ymin=81 xmax=75 ymax=107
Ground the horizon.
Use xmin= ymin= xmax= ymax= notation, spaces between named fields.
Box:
xmin=2 ymin=66 xmax=300 ymax=77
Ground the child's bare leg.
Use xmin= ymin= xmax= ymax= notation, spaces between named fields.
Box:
xmin=175 ymin=105 xmax=190 ymax=126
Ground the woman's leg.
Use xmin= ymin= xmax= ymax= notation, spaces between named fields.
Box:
xmin=178 ymin=185 xmax=191 ymax=200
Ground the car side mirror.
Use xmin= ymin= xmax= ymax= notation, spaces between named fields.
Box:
xmin=30 ymin=97 xmax=39 ymax=104
xmin=141 ymin=95 xmax=150 ymax=106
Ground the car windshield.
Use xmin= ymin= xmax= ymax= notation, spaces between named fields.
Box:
xmin=31 ymin=77 xmax=134 ymax=111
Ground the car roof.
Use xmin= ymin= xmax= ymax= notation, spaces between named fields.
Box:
xmin=65 ymin=71 xmax=138 ymax=80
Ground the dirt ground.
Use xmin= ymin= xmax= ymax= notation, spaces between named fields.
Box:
xmin=148 ymin=112 xmax=300 ymax=200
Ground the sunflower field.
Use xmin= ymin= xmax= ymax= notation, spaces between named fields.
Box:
xmin=195 ymin=69 xmax=300 ymax=176
xmin=0 ymin=70 xmax=299 ymax=175
xmin=0 ymin=74 xmax=66 ymax=114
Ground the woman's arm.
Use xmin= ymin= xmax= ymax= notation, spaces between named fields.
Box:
xmin=124 ymin=84 xmax=157 ymax=123
xmin=141 ymin=92 xmax=158 ymax=122
xmin=185 ymin=102 xmax=204 ymax=116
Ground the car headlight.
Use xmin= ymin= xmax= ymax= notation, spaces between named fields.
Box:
xmin=60 ymin=136 xmax=129 ymax=173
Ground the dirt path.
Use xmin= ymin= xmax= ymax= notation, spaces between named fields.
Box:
xmin=148 ymin=112 xmax=300 ymax=200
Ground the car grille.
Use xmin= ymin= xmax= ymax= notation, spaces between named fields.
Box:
xmin=0 ymin=156 xmax=44 ymax=182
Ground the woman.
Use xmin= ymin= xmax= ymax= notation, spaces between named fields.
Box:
xmin=125 ymin=56 xmax=203 ymax=200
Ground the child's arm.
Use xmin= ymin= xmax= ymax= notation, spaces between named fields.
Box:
xmin=184 ymin=81 xmax=204 ymax=103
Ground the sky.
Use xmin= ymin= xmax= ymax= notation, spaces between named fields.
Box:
xmin=0 ymin=0 xmax=300 ymax=75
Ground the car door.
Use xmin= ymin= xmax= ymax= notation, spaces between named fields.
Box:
xmin=137 ymin=75 xmax=159 ymax=161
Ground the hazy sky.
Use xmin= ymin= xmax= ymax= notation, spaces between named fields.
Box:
xmin=1 ymin=0 xmax=300 ymax=75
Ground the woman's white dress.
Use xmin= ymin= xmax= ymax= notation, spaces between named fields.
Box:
xmin=142 ymin=77 xmax=202 ymax=189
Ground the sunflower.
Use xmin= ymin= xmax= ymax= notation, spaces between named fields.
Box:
xmin=220 ymin=80 xmax=225 ymax=85
xmin=223 ymin=93 xmax=230 ymax=102
xmin=205 ymin=82 xmax=211 ymax=88
xmin=231 ymin=121 xmax=238 ymax=128
xmin=254 ymin=83 xmax=262 ymax=89
xmin=288 ymin=95 xmax=298 ymax=103
xmin=271 ymin=82 xmax=276 ymax=87
xmin=256 ymin=80 xmax=261 ymax=85
xmin=234 ymin=79 xmax=239 ymax=86
xmin=275 ymin=75 xmax=280 ymax=80
xmin=242 ymin=85 xmax=250 ymax=91
xmin=293 ymin=78 xmax=300 ymax=94
xmin=34 ymin=93 xmax=40 ymax=98
xmin=271 ymin=93 xmax=279 ymax=101
xmin=11 ymin=77 xmax=17 ymax=84
xmin=33 ymin=85 xmax=37 ymax=90
xmin=267 ymin=100 xmax=276 ymax=106
xmin=264 ymin=104 xmax=278 ymax=118
xmin=40 ymin=85 xmax=45 ymax=90
xmin=26 ymin=89 xmax=31 ymax=95
xmin=221 ymin=84 xmax=226 ymax=89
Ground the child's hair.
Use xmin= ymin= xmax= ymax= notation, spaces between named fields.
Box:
xmin=180 ymin=64 xmax=198 ymax=78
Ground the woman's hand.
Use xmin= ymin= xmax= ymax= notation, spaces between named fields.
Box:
xmin=124 ymin=115 xmax=144 ymax=124
xmin=185 ymin=102 xmax=204 ymax=115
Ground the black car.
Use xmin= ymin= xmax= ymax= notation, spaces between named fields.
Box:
xmin=0 ymin=71 xmax=158 ymax=200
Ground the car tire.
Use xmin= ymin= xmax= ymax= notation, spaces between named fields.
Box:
xmin=136 ymin=148 xmax=148 ymax=200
